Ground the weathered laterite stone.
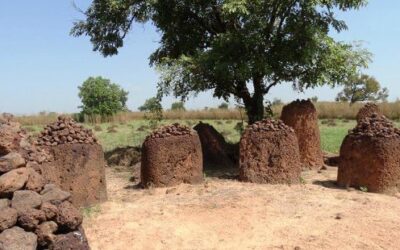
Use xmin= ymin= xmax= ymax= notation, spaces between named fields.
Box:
xmin=338 ymin=114 xmax=400 ymax=193
xmin=281 ymin=99 xmax=324 ymax=169
xmin=239 ymin=119 xmax=301 ymax=184
xmin=356 ymin=102 xmax=383 ymax=124
xmin=141 ymin=123 xmax=203 ymax=188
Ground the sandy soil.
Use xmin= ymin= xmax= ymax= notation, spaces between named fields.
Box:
xmin=83 ymin=166 xmax=400 ymax=250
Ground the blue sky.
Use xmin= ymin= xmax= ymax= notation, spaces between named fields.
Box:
xmin=0 ymin=0 xmax=399 ymax=114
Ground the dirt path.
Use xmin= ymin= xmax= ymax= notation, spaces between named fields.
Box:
xmin=83 ymin=166 xmax=400 ymax=250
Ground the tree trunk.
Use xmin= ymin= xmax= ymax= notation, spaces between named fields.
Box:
xmin=245 ymin=96 xmax=264 ymax=124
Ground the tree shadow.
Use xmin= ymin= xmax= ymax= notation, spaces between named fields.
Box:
xmin=312 ymin=180 xmax=346 ymax=190
xmin=204 ymin=164 xmax=239 ymax=180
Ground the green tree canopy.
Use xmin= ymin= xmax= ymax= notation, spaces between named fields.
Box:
xmin=72 ymin=0 xmax=371 ymax=123
xmin=218 ymin=102 xmax=229 ymax=109
xmin=138 ymin=97 xmax=163 ymax=112
xmin=78 ymin=76 xmax=128 ymax=119
xmin=170 ymin=101 xmax=186 ymax=111
xmin=336 ymin=74 xmax=389 ymax=104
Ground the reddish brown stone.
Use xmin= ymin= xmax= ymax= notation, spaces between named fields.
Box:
xmin=0 ymin=207 xmax=18 ymax=232
xmin=281 ymin=100 xmax=324 ymax=169
xmin=52 ymin=228 xmax=90 ymax=250
xmin=193 ymin=122 xmax=235 ymax=168
xmin=141 ymin=124 xmax=203 ymax=188
xmin=17 ymin=208 xmax=46 ymax=231
xmin=338 ymin=115 xmax=400 ymax=193
xmin=239 ymin=119 xmax=301 ymax=184
xmin=40 ymin=202 xmax=59 ymax=220
xmin=56 ymin=201 xmax=83 ymax=231
xmin=356 ymin=103 xmax=383 ymax=124
xmin=38 ymin=143 xmax=107 ymax=207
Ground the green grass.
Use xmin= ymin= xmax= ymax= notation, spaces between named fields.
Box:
xmin=27 ymin=118 xmax=400 ymax=154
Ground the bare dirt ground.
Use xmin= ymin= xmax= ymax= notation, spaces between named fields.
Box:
xmin=83 ymin=165 xmax=400 ymax=250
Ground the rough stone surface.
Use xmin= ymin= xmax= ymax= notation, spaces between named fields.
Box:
xmin=0 ymin=122 xmax=22 ymax=156
xmin=35 ymin=221 xmax=58 ymax=247
xmin=0 ymin=168 xmax=29 ymax=196
xmin=0 ymin=118 xmax=90 ymax=249
xmin=36 ymin=116 xmax=98 ymax=146
xmin=356 ymin=103 xmax=383 ymax=124
xmin=38 ymin=143 xmax=107 ymax=207
xmin=0 ymin=199 xmax=10 ymax=209
xmin=0 ymin=152 xmax=25 ymax=174
xmin=141 ymin=123 xmax=203 ymax=188
xmin=52 ymin=229 xmax=90 ymax=250
xmin=193 ymin=122 xmax=235 ymax=168
xmin=281 ymin=99 xmax=324 ymax=169
xmin=17 ymin=209 xmax=46 ymax=231
xmin=338 ymin=115 xmax=400 ymax=193
xmin=239 ymin=119 xmax=301 ymax=184
xmin=0 ymin=207 xmax=18 ymax=232
xmin=40 ymin=184 xmax=71 ymax=204
xmin=0 ymin=226 xmax=37 ymax=250
xmin=25 ymin=168 xmax=46 ymax=192
xmin=11 ymin=190 xmax=42 ymax=213
xmin=40 ymin=202 xmax=59 ymax=220
xmin=56 ymin=201 xmax=83 ymax=231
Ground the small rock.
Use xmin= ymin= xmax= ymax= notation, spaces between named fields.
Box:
xmin=56 ymin=201 xmax=83 ymax=231
xmin=0 ymin=153 xmax=25 ymax=173
xmin=12 ymin=190 xmax=42 ymax=213
xmin=335 ymin=213 xmax=343 ymax=220
xmin=36 ymin=221 xmax=58 ymax=247
xmin=17 ymin=208 xmax=46 ymax=231
xmin=40 ymin=202 xmax=59 ymax=220
xmin=0 ymin=208 xmax=18 ymax=232
xmin=52 ymin=229 xmax=90 ymax=250
xmin=0 ymin=168 xmax=29 ymax=196
xmin=0 ymin=226 xmax=37 ymax=250
xmin=25 ymin=168 xmax=46 ymax=192
xmin=0 ymin=199 xmax=10 ymax=209
xmin=40 ymin=184 xmax=71 ymax=204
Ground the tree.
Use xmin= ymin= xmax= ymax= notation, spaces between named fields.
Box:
xmin=138 ymin=97 xmax=162 ymax=112
xmin=336 ymin=74 xmax=389 ymax=104
xmin=272 ymin=98 xmax=283 ymax=106
xmin=72 ymin=0 xmax=371 ymax=124
xmin=311 ymin=96 xmax=319 ymax=103
xmin=218 ymin=102 xmax=229 ymax=109
xmin=138 ymin=97 xmax=163 ymax=128
xmin=171 ymin=101 xmax=186 ymax=111
xmin=78 ymin=76 xmax=128 ymax=119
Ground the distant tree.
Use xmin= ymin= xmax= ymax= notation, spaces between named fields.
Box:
xmin=311 ymin=96 xmax=319 ymax=103
xmin=218 ymin=103 xmax=229 ymax=110
xmin=72 ymin=0 xmax=371 ymax=124
xmin=171 ymin=101 xmax=186 ymax=111
xmin=138 ymin=97 xmax=163 ymax=128
xmin=272 ymin=98 xmax=283 ymax=106
xmin=138 ymin=97 xmax=162 ymax=112
xmin=336 ymin=74 xmax=389 ymax=104
xmin=78 ymin=77 xmax=128 ymax=119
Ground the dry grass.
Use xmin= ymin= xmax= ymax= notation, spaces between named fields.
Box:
xmin=14 ymin=102 xmax=400 ymax=126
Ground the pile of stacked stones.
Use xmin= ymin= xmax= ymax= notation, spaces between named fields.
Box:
xmin=246 ymin=118 xmax=295 ymax=133
xmin=356 ymin=103 xmax=383 ymax=123
xmin=144 ymin=123 xmax=195 ymax=140
xmin=141 ymin=123 xmax=203 ymax=188
xmin=350 ymin=113 xmax=399 ymax=137
xmin=0 ymin=116 xmax=89 ymax=249
xmin=36 ymin=116 xmax=98 ymax=146
xmin=239 ymin=119 xmax=301 ymax=184
xmin=338 ymin=113 xmax=400 ymax=193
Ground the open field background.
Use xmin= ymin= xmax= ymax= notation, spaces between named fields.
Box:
xmin=22 ymin=118 xmax=400 ymax=154
xmin=16 ymin=102 xmax=400 ymax=154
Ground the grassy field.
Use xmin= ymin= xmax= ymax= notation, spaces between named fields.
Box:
xmin=23 ymin=119 xmax=370 ymax=154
